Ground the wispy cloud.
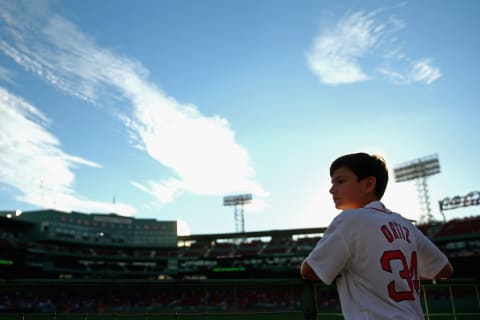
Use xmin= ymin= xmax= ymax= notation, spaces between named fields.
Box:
xmin=306 ymin=11 xmax=380 ymax=84
xmin=0 ymin=65 xmax=14 ymax=84
xmin=410 ymin=59 xmax=441 ymax=84
xmin=0 ymin=1 xmax=267 ymax=209
xmin=307 ymin=9 xmax=441 ymax=85
xmin=0 ymin=86 xmax=136 ymax=214
xmin=379 ymin=59 xmax=441 ymax=85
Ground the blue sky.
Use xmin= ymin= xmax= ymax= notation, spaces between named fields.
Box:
xmin=1 ymin=0 xmax=479 ymax=235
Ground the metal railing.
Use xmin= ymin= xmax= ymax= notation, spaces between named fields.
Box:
xmin=310 ymin=281 xmax=480 ymax=320
xmin=0 ymin=279 xmax=478 ymax=319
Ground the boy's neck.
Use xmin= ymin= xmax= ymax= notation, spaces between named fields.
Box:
xmin=359 ymin=196 xmax=380 ymax=208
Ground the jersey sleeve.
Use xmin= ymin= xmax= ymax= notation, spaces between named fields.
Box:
xmin=305 ymin=214 xmax=352 ymax=285
xmin=415 ymin=229 xmax=449 ymax=279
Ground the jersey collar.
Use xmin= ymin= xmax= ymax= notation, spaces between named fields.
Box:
xmin=364 ymin=201 xmax=391 ymax=214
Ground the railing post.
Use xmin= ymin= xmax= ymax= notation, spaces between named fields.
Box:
xmin=422 ymin=284 xmax=430 ymax=320
xmin=448 ymin=284 xmax=456 ymax=318
xmin=233 ymin=284 xmax=238 ymax=311
xmin=302 ymin=281 xmax=316 ymax=320
xmin=476 ymin=284 xmax=480 ymax=311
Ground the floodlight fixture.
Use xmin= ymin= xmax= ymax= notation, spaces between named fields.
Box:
xmin=223 ymin=194 xmax=252 ymax=233
xmin=394 ymin=154 xmax=440 ymax=182
xmin=393 ymin=154 xmax=440 ymax=223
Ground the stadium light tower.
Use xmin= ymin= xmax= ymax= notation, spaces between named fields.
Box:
xmin=393 ymin=154 xmax=440 ymax=223
xmin=223 ymin=194 xmax=252 ymax=233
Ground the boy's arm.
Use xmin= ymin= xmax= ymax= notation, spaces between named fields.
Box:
xmin=420 ymin=261 xmax=454 ymax=281
xmin=300 ymin=260 xmax=319 ymax=280
xmin=434 ymin=262 xmax=453 ymax=279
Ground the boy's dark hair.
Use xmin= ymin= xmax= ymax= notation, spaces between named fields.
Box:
xmin=330 ymin=152 xmax=389 ymax=199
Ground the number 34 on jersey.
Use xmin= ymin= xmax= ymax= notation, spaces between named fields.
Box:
xmin=381 ymin=250 xmax=420 ymax=302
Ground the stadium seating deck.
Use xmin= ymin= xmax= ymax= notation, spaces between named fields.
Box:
xmin=0 ymin=280 xmax=478 ymax=319
xmin=1 ymin=210 xmax=479 ymax=319
xmin=436 ymin=216 xmax=480 ymax=237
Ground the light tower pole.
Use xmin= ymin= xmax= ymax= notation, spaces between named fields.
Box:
xmin=223 ymin=194 xmax=252 ymax=233
xmin=393 ymin=154 xmax=440 ymax=223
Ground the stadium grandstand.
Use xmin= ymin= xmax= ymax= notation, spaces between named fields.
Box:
xmin=0 ymin=209 xmax=479 ymax=319
xmin=0 ymin=210 xmax=178 ymax=280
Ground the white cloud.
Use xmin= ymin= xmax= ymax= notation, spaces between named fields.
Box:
xmin=0 ymin=86 xmax=136 ymax=215
xmin=306 ymin=10 xmax=383 ymax=85
xmin=411 ymin=59 xmax=441 ymax=84
xmin=0 ymin=65 xmax=14 ymax=84
xmin=307 ymin=9 xmax=441 ymax=85
xmin=131 ymin=179 xmax=183 ymax=205
xmin=0 ymin=1 xmax=267 ymax=208
xmin=378 ymin=67 xmax=407 ymax=84
xmin=379 ymin=58 xmax=441 ymax=85
xmin=176 ymin=218 xmax=191 ymax=236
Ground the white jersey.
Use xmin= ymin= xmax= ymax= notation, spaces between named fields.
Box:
xmin=305 ymin=201 xmax=448 ymax=320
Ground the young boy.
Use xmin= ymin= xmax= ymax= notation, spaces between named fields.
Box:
xmin=300 ymin=152 xmax=453 ymax=319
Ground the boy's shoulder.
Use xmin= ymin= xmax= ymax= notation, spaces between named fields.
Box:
xmin=334 ymin=202 xmax=410 ymax=225
xmin=331 ymin=208 xmax=366 ymax=226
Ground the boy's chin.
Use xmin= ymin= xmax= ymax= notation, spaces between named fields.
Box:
xmin=335 ymin=203 xmax=347 ymax=210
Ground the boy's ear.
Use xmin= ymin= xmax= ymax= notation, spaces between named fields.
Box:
xmin=364 ymin=176 xmax=376 ymax=193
